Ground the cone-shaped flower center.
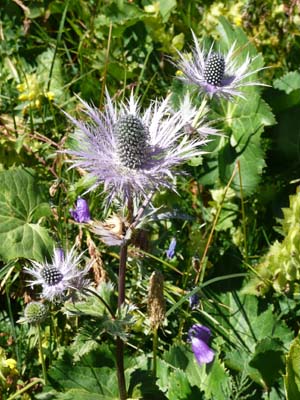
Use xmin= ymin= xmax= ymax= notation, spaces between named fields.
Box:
xmin=203 ymin=53 xmax=225 ymax=86
xmin=41 ymin=265 xmax=63 ymax=286
xmin=114 ymin=114 xmax=149 ymax=169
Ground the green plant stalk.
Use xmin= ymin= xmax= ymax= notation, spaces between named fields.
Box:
xmin=5 ymin=285 xmax=21 ymax=370
xmin=195 ymin=162 xmax=238 ymax=285
xmin=237 ymin=160 xmax=248 ymax=264
xmin=47 ymin=0 xmax=69 ymax=92
xmin=7 ymin=378 xmax=44 ymax=400
xmin=100 ymin=22 xmax=113 ymax=109
xmin=37 ymin=323 xmax=47 ymax=385
xmin=152 ymin=327 xmax=158 ymax=376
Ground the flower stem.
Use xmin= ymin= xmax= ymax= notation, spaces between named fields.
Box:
xmin=152 ymin=326 xmax=158 ymax=376
xmin=37 ymin=324 xmax=47 ymax=385
xmin=116 ymin=242 xmax=128 ymax=400
xmin=194 ymin=162 xmax=238 ymax=285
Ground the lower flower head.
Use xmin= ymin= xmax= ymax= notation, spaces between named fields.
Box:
xmin=188 ymin=324 xmax=214 ymax=365
xmin=24 ymin=246 xmax=92 ymax=301
xmin=21 ymin=301 xmax=48 ymax=325
xmin=63 ymin=91 xmax=211 ymax=204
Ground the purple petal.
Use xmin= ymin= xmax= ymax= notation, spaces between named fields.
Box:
xmin=191 ymin=337 xmax=214 ymax=365
xmin=166 ymin=238 xmax=176 ymax=259
xmin=188 ymin=324 xmax=211 ymax=343
xmin=70 ymin=197 xmax=91 ymax=223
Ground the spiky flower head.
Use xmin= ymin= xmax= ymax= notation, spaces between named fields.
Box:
xmin=24 ymin=247 xmax=92 ymax=301
xmin=63 ymin=91 xmax=211 ymax=204
xmin=176 ymin=31 xmax=267 ymax=100
xmin=19 ymin=301 xmax=48 ymax=325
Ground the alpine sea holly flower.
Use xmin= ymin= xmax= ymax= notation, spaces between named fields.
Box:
xmin=63 ymin=91 xmax=211 ymax=204
xmin=70 ymin=197 xmax=91 ymax=223
xmin=24 ymin=246 xmax=92 ymax=301
xmin=176 ymin=31 xmax=267 ymax=100
xmin=166 ymin=238 xmax=177 ymax=259
xmin=188 ymin=324 xmax=214 ymax=365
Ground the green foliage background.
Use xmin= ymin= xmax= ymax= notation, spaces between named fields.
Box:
xmin=1 ymin=0 xmax=300 ymax=399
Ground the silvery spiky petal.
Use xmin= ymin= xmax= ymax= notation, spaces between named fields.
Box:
xmin=91 ymin=215 xmax=127 ymax=246
xmin=24 ymin=246 xmax=92 ymax=301
xmin=176 ymin=31 xmax=267 ymax=100
xmin=63 ymin=91 xmax=210 ymax=204
xmin=188 ymin=324 xmax=214 ymax=365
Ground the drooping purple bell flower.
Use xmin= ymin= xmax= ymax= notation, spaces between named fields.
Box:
xmin=188 ymin=324 xmax=214 ymax=366
xmin=70 ymin=197 xmax=91 ymax=223
xmin=166 ymin=238 xmax=176 ymax=259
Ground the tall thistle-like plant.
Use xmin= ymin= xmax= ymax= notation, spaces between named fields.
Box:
xmin=63 ymin=90 xmax=212 ymax=398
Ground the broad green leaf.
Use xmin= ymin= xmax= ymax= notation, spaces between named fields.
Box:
xmin=168 ymin=368 xmax=196 ymax=400
xmin=159 ymin=0 xmax=176 ymax=22
xmin=0 ymin=168 xmax=53 ymax=262
xmin=206 ymin=291 xmax=293 ymax=389
xmin=274 ymin=71 xmax=300 ymax=94
xmin=43 ymin=349 xmax=120 ymax=399
xmin=284 ymin=335 xmax=300 ymax=400
xmin=249 ymin=337 xmax=285 ymax=387
xmin=218 ymin=95 xmax=275 ymax=195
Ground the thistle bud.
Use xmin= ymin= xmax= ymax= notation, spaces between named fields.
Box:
xmin=22 ymin=301 xmax=48 ymax=324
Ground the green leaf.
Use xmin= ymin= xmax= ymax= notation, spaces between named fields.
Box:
xmin=249 ymin=337 xmax=285 ymax=387
xmin=218 ymin=95 xmax=275 ymax=195
xmin=159 ymin=0 xmax=176 ymax=22
xmin=207 ymin=291 xmax=293 ymax=389
xmin=168 ymin=369 xmax=195 ymax=400
xmin=0 ymin=168 xmax=53 ymax=262
xmin=274 ymin=71 xmax=300 ymax=94
xmin=43 ymin=349 xmax=119 ymax=399
xmin=284 ymin=335 xmax=300 ymax=400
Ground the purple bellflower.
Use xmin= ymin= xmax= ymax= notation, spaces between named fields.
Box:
xmin=70 ymin=197 xmax=91 ymax=223
xmin=166 ymin=238 xmax=177 ymax=259
xmin=63 ymin=91 xmax=212 ymax=204
xmin=188 ymin=324 xmax=214 ymax=366
xmin=24 ymin=246 xmax=92 ymax=301
xmin=176 ymin=31 xmax=267 ymax=100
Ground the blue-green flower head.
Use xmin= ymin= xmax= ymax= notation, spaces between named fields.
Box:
xmin=24 ymin=247 xmax=92 ymax=302
xmin=63 ymin=90 xmax=212 ymax=204
xmin=176 ymin=31 xmax=268 ymax=100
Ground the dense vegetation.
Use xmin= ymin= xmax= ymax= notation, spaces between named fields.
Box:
xmin=1 ymin=1 xmax=300 ymax=399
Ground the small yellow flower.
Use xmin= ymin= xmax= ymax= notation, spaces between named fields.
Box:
xmin=175 ymin=70 xmax=184 ymax=77
xmin=46 ymin=91 xmax=55 ymax=101
xmin=5 ymin=358 xmax=18 ymax=373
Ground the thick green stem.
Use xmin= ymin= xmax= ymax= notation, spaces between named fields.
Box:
xmin=37 ymin=324 xmax=47 ymax=385
xmin=152 ymin=327 xmax=158 ymax=376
